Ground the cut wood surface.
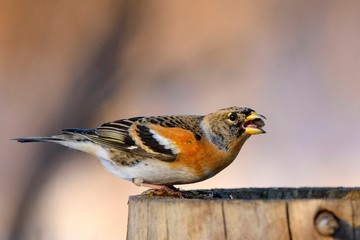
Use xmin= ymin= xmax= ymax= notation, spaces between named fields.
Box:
xmin=127 ymin=188 xmax=360 ymax=240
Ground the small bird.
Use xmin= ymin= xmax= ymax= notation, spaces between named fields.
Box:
xmin=16 ymin=107 xmax=265 ymax=195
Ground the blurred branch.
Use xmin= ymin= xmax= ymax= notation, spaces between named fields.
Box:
xmin=9 ymin=1 xmax=141 ymax=239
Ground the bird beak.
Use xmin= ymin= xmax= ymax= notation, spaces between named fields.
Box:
xmin=243 ymin=112 xmax=266 ymax=135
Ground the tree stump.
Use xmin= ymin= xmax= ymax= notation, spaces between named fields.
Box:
xmin=127 ymin=188 xmax=360 ymax=240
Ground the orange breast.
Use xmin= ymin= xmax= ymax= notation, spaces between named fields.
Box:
xmin=149 ymin=124 xmax=239 ymax=181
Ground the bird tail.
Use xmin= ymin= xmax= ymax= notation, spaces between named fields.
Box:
xmin=14 ymin=128 xmax=95 ymax=144
xmin=14 ymin=128 xmax=101 ymax=155
xmin=15 ymin=136 xmax=64 ymax=143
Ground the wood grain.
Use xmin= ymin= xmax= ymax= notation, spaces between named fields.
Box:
xmin=127 ymin=188 xmax=360 ymax=240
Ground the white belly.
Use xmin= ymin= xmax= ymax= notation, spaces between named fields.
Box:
xmin=59 ymin=140 xmax=198 ymax=185
xmin=99 ymin=157 xmax=197 ymax=185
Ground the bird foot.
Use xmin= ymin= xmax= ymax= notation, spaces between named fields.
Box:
xmin=141 ymin=184 xmax=183 ymax=198
xmin=132 ymin=178 xmax=182 ymax=197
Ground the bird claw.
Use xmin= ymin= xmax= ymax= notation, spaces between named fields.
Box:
xmin=141 ymin=186 xmax=183 ymax=198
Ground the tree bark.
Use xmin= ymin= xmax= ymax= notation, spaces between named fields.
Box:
xmin=127 ymin=188 xmax=360 ymax=240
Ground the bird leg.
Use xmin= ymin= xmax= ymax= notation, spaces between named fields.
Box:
xmin=132 ymin=178 xmax=182 ymax=197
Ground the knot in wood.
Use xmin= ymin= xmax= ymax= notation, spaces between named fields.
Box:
xmin=315 ymin=211 xmax=339 ymax=236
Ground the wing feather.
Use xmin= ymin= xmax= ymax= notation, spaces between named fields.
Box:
xmin=94 ymin=118 xmax=177 ymax=161
xmin=63 ymin=115 xmax=203 ymax=163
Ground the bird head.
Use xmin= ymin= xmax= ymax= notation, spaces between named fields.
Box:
xmin=201 ymin=107 xmax=266 ymax=150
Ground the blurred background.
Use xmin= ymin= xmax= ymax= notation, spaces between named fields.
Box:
xmin=1 ymin=0 xmax=360 ymax=239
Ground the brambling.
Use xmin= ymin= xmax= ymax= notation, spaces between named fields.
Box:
xmin=16 ymin=107 xmax=266 ymax=195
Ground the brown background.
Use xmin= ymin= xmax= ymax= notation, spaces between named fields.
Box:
xmin=1 ymin=1 xmax=360 ymax=239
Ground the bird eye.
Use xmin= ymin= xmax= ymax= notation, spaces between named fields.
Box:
xmin=228 ymin=112 xmax=238 ymax=121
